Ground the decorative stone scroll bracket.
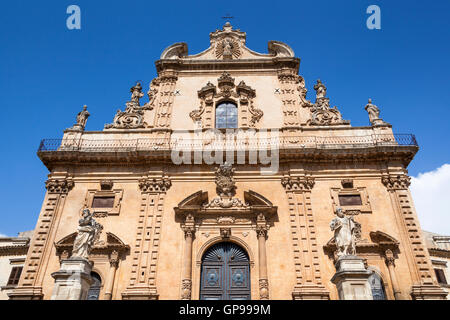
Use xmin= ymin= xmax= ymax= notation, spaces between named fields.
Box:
xmin=138 ymin=176 xmax=172 ymax=193
xmin=45 ymin=178 xmax=74 ymax=194
xmin=307 ymin=79 xmax=350 ymax=126
xmin=104 ymin=82 xmax=148 ymax=129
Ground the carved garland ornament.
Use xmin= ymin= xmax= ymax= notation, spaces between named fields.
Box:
xmin=189 ymin=71 xmax=263 ymax=128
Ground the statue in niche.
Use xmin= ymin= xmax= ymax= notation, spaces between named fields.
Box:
xmin=71 ymin=209 xmax=103 ymax=260
xmin=330 ymin=208 xmax=361 ymax=258
xmin=223 ymin=39 xmax=233 ymax=58
xmin=365 ymin=99 xmax=386 ymax=125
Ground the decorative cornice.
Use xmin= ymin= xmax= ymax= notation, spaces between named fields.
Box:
xmin=381 ymin=174 xmax=411 ymax=190
xmin=138 ymin=177 xmax=171 ymax=193
xmin=45 ymin=178 xmax=74 ymax=194
xmin=281 ymin=176 xmax=315 ymax=191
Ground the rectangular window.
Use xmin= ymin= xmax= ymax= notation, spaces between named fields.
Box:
xmin=92 ymin=196 xmax=115 ymax=208
xmin=7 ymin=266 xmax=23 ymax=286
xmin=435 ymin=269 xmax=447 ymax=284
xmin=339 ymin=194 xmax=363 ymax=206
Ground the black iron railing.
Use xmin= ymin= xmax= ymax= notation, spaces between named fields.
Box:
xmin=37 ymin=134 xmax=418 ymax=153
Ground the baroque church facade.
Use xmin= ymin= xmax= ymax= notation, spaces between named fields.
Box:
xmin=9 ymin=23 xmax=447 ymax=300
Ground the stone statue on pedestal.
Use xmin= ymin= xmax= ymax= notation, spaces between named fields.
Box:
xmin=68 ymin=105 xmax=90 ymax=131
xmin=72 ymin=209 xmax=103 ymax=260
xmin=365 ymin=99 xmax=387 ymax=126
xmin=130 ymin=82 xmax=144 ymax=106
xmin=330 ymin=208 xmax=360 ymax=257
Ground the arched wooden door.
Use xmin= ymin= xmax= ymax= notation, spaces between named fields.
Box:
xmin=87 ymin=272 xmax=102 ymax=300
xmin=200 ymin=242 xmax=250 ymax=300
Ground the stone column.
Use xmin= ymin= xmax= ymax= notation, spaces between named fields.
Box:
xmin=181 ymin=214 xmax=195 ymax=300
xmin=104 ymin=250 xmax=119 ymax=300
xmin=384 ymin=249 xmax=402 ymax=300
xmin=281 ymin=175 xmax=330 ymax=300
xmin=382 ymin=174 xmax=447 ymax=299
xmin=256 ymin=213 xmax=269 ymax=300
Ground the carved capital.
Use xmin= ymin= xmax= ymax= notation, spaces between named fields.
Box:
xmin=45 ymin=178 xmax=74 ymax=194
xmin=109 ymin=250 xmax=119 ymax=268
xmin=138 ymin=177 xmax=171 ymax=193
xmin=181 ymin=279 xmax=192 ymax=300
xmin=281 ymin=176 xmax=315 ymax=192
xmin=159 ymin=71 xmax=178 ymax=84
xmin=256 ymin=225 xmax=269 ymax=239
xmin=182 ymin=226 xmax=195 ymax=239
xmin=277 ymin=69 xmax=298 ymax=83
xmin=381 ymin=174 xmax=411 ymax=190
xmin=256 ymin=213 xmax=269 ymax=239
xmin=182 ymin=214 xmax=195 ymax=239
xmin=384 ymin=249 xmax=396 ymax=267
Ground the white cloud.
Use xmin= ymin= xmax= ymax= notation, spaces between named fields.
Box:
xmin=0 ymin=233 xmax=8 ymax=238
xmin=410 ymin=164 xmax=450 ymax=235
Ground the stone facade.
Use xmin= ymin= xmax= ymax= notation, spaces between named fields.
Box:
xmin=9 ymin=23 xmax=447 ymax=300
xmin=423 ymin=230 xmax=450 ymax=299
xmin=0 ymin=231 xmax=32 ymax=300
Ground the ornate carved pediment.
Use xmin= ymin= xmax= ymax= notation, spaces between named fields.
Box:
xmin=177 ymin=191 xmax=209 ymax=208
xmin=307 ymin=80 xmax=350 ymax=126
xmin=323 ymin=230 xmax=399 ymax=261
xmin=55 ymin=232 xmax=129 ymax=260
xmin=268 ymin=41 xmax=294 ymax=58
xmin=369 ymin=231 xmax=399 ymax=246
xmin=160 ymin=42 xmax=188 ymax=60
xmin=210 ymin=22 xmax=245 ymax=60
xmin=105 ymin=82 xmax=148 ymax=129
xmin=244 ymin=190 xmax=273 ymax=207
xmin=189 ymin=71 xmax=263 ymax=128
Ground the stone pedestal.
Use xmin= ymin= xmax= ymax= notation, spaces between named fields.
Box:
xmin=331 ymin=256 xmax=373 ymax=300
xmin=51 ymin=258 xmax=93 ymax=300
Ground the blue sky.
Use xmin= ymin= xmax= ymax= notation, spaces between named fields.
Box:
xmin=0 ymin=0 xmax=449 ymax=236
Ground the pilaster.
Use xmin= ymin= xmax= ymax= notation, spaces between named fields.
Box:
xmin=122 ymin=176 xmax=171 ymax=300
xmin=9 ymin=176 xmax=74 ymax=300
xmin=382 ymin=173 xmax=447 ymax=300
xmin=281 ymin=175 xmax=330 ymax=300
